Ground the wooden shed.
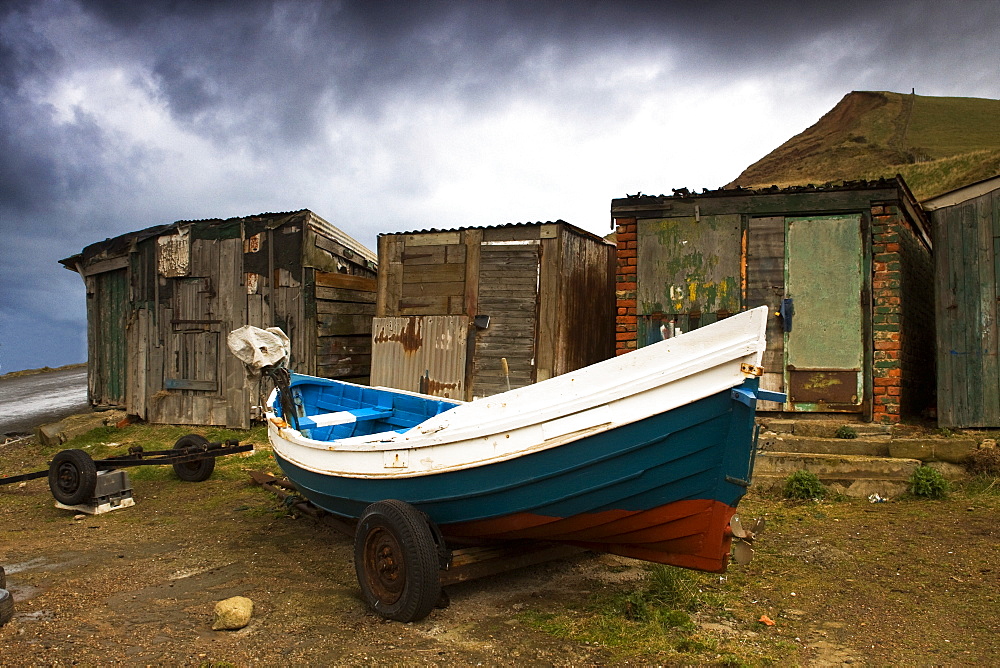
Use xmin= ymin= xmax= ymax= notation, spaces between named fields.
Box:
xmin=612 ymin=178 xmax=935 ymax=424
xmin=60 ymin=210 xmax=377 ymax=428
xmin=924 ymin=174 xmax=1000 ymax=427
xmin=372 ymin=221 xmax=615 ymax=400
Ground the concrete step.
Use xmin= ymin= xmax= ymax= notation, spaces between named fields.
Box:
xmin=759 ymin=433 xmax=891 ymax=457
xmin=759 ymin=418 xmax=891 ymax=438
xmin=753 ymin=451 xmax=922 ymax=498
xmin=757 ymin=432 xmax=979 ymax=463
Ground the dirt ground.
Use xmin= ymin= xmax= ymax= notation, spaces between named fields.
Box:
xmin=1 ymin=429 xmax=998 ymax=666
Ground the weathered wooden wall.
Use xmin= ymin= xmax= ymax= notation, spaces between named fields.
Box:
xmin=933 ymin=186 xmax=1000 ymax=427
xmin=67 ymin=211 xmax=376 ymax=428
xmin=375 ymin=223 xmax=614 ymax=400
xmin=314 ymin=271 xmax=377 ymax=381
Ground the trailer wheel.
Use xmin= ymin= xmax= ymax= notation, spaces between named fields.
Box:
xmin=48 ymin=449 xmax=97 ymax=505
xmin=354 ymin=499 xmax=441 ymax=623
xmin=171 ymin=434 xmax=215 ymax=482
xmin=0 ymin=588 xmax=13 ymax=626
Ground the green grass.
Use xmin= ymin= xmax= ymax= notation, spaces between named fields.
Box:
xmin=518 ymin=563 xmax=783 ymax=664
xmin=732 ymin=90 xmax=1000 ymax=200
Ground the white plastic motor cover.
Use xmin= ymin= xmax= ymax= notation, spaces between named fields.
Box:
xmin=227 ymin=325 xmax=290 ymax=378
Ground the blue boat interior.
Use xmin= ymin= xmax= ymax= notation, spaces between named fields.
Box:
xmin=274 ymin=374 xmax=459 ymax=440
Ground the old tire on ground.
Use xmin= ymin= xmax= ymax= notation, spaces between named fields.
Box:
xmin=48 ymin=449 xmax=98 ymax=505
xmin=0 ymin=588 xmax=12 ymax=626
xmin=171 ymin=434 xmax=215 ymax=482
xmin=354 ymin=499 xmax=441 ymax=622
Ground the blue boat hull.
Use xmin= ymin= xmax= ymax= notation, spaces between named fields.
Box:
xmin=273 ymin=378 xmax=762 ymax=572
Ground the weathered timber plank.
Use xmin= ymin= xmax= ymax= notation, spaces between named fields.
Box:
xmin=402 ymin=263 xmax=466 ymax=283
xmin=316 ymin=336 xmax=372 ymax=356
xmin=401 ymin=232 xmax=461 ymax=246
xmin=482 ymin=227 xmax=541 ymax=242
xmin=401 ymin=281 xmax=465 ymax=298
xmin=316 ymin=301 xmax=377 ymax=316
xmin=316 ymin=271 xmax=378 ymax=292
xmin=317 ymin=314 xmax=373 ymax=337
xmin=399 ymin=297 xmax=452 ymax=315
xmin=315 ymin=286 xmax=377 ymax=303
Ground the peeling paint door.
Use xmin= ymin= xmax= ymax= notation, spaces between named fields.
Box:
xmin=636 ymin=214 xmax=742 ymax=345
xmin=91 ymin=268 xmax=128 ymax=406
xmin=785 ymin=215 xmax=864 ymax=411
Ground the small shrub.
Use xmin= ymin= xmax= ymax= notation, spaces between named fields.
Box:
xmin=835 ymin=425 xmax=858 ymax=439
xmin=783 ymin=470 xmax=827 ymax=499
xmin=659 ymin=609 xmax=695 ymax=630
xmin=646 ymin=564 xmax=699 ymax=610
xmin=964 ymin=447 xmax=1000 ymax=477
xmin=908 ymin=465 xmax=949 ymax=499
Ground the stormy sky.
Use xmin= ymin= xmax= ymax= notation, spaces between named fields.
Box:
xmin=1 ymin=0 xmax=998 ymax=374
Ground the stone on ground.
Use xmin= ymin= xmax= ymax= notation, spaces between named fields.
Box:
xmin=212 ymin=596 xmax=254 ymax=631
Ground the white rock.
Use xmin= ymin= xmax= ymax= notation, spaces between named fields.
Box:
xmin=212 ymin=596 xmax=254 ymax=631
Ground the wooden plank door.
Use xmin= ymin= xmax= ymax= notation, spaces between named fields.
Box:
xmin=92 ymin=268 xmax=128 ymax=406
xmin=745 ymin=217 xmax=786 ymax=410
xmin=785 ymin=215 xmax=865 ymax=412
xmin=471 ymin=242 xmax=540 ymax=398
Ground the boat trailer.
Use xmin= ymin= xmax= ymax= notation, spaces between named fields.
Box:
xmin=1 ymin=434 xmax=252 ymax=511
xmin=249 ymin=471 xmax=584 ymax=617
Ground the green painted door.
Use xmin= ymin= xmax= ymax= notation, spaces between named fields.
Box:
xmin=94 ymin=268 xmax=128 ymax=405
xmin=785 ymin=215 xmax=864 ymax=411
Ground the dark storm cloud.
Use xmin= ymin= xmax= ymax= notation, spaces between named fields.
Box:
xmin=2 ymin=0 xmax=1000 ymax=372
xmin=62 ymin=0 xmax=1000 ymax=147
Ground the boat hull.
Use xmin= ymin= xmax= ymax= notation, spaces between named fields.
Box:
xmin=272 ymin=378 xmax=761 ymax=572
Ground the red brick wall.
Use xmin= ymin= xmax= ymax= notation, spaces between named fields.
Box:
xmin=615 ymin=218 xmax=638 ymax=355
xmin=871 ymin=204 xmax=935 ymax=424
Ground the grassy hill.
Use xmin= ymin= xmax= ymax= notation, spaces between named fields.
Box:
xmin=729 ymin=91 xmax=1000 ymax=201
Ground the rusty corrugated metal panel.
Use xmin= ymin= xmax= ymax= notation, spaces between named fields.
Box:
xmin=371 ymin=315 xmax=468 ymax=400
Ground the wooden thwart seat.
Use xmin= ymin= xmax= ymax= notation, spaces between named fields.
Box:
xmin=297 ymin=407 xmax=393 ymax=430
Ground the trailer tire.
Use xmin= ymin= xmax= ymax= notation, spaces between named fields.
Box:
xmin=354 ymin=499 xmax=441 ymax=623
xmin=0 ymin=588 xmax=13 ymax=626
xmin=171 ymin=434 xmax=215 ymax=482
xmin=48 ymin=449 xmax=98 ymax=505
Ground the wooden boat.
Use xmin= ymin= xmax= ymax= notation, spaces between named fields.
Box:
xmin=264 ymin=305 xmax=781 ymax=621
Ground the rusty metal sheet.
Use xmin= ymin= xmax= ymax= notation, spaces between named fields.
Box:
xmin=371 ymin=315 xmax=468 ymax=399
xmin=789 ymin=370 xmax=860 ymax=404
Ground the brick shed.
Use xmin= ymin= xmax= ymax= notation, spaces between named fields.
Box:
xmin=611 ymin=178 xmax=934 ymax=423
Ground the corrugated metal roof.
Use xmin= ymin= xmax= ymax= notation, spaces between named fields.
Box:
xmin=380 ymin=219 xmax=612 ymax=246
xmin=60 ymin=209 xmax=377 ymax=268
xmin=922 ymin=173 xmax=1000 ymax=211
xmin=614 ymin=176 xmax=910 ymax=203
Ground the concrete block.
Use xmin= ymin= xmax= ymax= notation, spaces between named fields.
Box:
xmin=755 ymin=452 xmax=921 ymax=480
xmin=925 ymin=461 xmax=966 ymax=480
xmin=888 ymin=438 xmax=977 ymax=464
xmin=763 ymin=419 xmax=796 ymax=434
xmin=35 ymin=411 xmax=126 ymax=447
xmin=762 ymin=435 xmax=890 ymax=457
